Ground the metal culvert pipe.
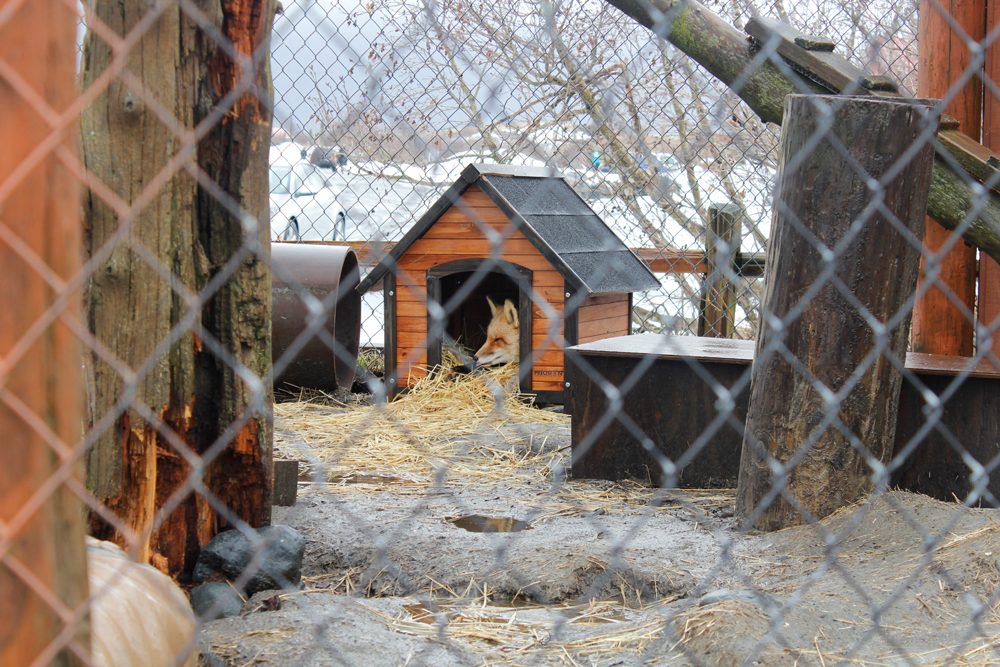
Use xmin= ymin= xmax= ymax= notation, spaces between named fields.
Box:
xmin=271 ymin=243 xmax=361 ymax=392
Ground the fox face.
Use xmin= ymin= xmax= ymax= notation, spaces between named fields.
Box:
xmin=474 ymin=297 xmax=519 ymax=366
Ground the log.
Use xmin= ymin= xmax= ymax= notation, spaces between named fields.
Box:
xmin=0 ymin=0 xmax=90 ymax=664
xmin=735 ymin=96 xmax=935 ymax=530
xmin=81 ymin=1 xmax=275 ymax=574
xmin=600 ymin=0 xmax=1000 ymax=268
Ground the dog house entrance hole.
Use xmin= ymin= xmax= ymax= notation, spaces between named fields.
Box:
xmin=426 ymin=259 xmax=532 ymax=384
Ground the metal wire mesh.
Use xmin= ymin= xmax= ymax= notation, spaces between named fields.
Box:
xmin=5 ymin=0 xmax=1000 ymax=666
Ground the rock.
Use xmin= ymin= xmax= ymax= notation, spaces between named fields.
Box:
xmin=192 ymin=525 xmax=306 ymax=595
xmin=191 ymin=582 xmax=244 ymax=620
xmin=191 ymin=530 xmax=250 ymax=583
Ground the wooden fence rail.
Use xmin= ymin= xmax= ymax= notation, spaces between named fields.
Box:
xmin=308 ymin=240 xmax=767 ymax=277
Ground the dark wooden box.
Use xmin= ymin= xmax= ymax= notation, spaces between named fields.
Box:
xmin=567 ymin=334 xmax=1000 ymax=503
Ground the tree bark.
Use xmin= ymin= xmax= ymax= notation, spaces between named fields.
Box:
xmin=735 ymin=96 xmax=935 ymax=530
xmin=81 ymin=0 xmax=273 ymax=575
xmin=601 ymin=0 xmax=1000 ymax=267
xmin=0 ymin=0 xmax=89 ymax=664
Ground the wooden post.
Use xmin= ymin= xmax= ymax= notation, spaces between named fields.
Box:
xmin=912 ymin=0 xmax=983 ymax=356
xmin=80 ymin=0 xmax=275 ymax=574
xmin=272 ymin=460 xmax=299 ymax=507
xmin=736 ymin=96 xmax=935 ymax=531
xmin=981 ymin=0 xmax=1000 ymax=357
xmin=0 ymin=0 xmax=90 ymax=664
xmin=698 ymin=203 xmax=743 ymax=338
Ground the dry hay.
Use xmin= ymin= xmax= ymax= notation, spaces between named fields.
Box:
xmin=670 ymin=599 xmax=779 ymax=666
xmin=274 ymin=361 xmax=739 ymax=518
xmin=364 ymin=596 xmax=672 ymax=664
xmin=274 ymin=363 xmax=568 ymax=487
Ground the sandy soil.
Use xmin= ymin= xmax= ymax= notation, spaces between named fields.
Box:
xmin=198 ymin=407 xmax=1000 ymax=667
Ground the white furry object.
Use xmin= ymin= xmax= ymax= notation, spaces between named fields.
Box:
xmin=87 ymin=537 xmax=196 ymax=667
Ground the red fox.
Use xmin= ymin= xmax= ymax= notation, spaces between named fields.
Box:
xmin=474 ymin=297 xmax=519 ymax=366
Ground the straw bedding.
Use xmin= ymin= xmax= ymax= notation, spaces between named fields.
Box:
xmin=274 ymin=363 xmax=569 ymax=487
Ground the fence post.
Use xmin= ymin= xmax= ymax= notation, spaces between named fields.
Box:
xmin=911 ymin=0 xmax=982 ymax=356
xmin=735 ymin=96 xmax=935 ymax=531
xmin=0 ymin=0 xmax=89 ymax=665
xmin=698 ymin=203 xmax=743 ymax=338
xmin=982 ymin=0 xmax=1000 ymax=358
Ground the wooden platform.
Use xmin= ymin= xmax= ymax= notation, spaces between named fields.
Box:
xmin=566 ymin=334 xmax=1000 ymax=502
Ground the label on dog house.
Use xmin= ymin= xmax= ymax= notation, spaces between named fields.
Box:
xmin=357 ymin=164 xmax=660 ymax=403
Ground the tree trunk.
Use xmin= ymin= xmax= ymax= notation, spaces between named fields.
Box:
xmin=735 ymin=96 xmax=935 ymax=530
xmin=601 ymin=0 xmax=1000 ymax=267
xmin=81 ymin=1 xmax=274 ymax=575
xmin=0 ymin=1 xmax=90 ymax=664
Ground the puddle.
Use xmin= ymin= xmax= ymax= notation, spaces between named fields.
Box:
xmin=570 ymin=609 xmax=629 ymax=624
xmin=447 ymin=515 xmax=530 ymax=533
xmin=328 ymin=474 xmax=404 ymax=485
xmin=403 ymin=603 xmax=439 ymax=624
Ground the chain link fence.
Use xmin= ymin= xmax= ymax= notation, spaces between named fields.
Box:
xmin=5 ymin=0 xmax=1000 ymax=666
xmin=270 ymin=0 xmax=919 ymax=345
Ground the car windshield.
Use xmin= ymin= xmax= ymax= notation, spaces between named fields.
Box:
xmin=292 ymin=164 xmax=328 ymax=196
xmin=269 ymin=166 xmax=291 ymax=195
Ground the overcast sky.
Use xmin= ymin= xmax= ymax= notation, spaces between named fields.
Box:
xmin=272 ymin=0 xmax=384 ymax=133
xmin=271 ymin=0 xmax=517 ymax=135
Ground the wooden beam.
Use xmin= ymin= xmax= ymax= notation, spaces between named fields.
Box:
xmin=981 ymin=0 xmax=1000 ymax=357
xmin=0 ymin=0 xmax=89 ymax=664
xmin=911 ymin=0 xmax=983 ymax=356
xmin=294 ymin=241 xmax=769 ymax=279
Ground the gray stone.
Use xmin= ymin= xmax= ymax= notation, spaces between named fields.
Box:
xmin=192 ymin=525 xmax=305 ymax=595
xmin=191 ymin=582 xmax=244 ymax=620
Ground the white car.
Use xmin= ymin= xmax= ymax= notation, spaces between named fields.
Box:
xmin=269 ymin=160 xmax=347 ymax=242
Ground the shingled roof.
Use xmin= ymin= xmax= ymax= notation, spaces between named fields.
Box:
xmin=356 ymin=164 xmax=661 ymax=295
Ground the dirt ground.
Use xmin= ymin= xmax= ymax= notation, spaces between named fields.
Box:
xmin=198 ymin=394 xmax=1000 ymax=667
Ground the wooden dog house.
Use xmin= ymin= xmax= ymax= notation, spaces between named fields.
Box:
xmin=357 ymin=164 xmax=660 ymax=403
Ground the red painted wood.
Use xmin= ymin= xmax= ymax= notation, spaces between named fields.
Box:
xmin=981 ymin=0 xmax=1000 ymax=356
xmin=913 ymin=0 xmax=983 ymax=356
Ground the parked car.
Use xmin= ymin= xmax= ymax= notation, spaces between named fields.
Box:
xmin=269 ymin=159 xmax=347 ymax=242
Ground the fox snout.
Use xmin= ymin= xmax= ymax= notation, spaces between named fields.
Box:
xmin=474 ymin=297 xmax=519 ymax=367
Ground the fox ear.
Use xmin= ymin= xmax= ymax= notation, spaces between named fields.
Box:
xmin=504 ymin=299 xmax=519 ymax=328
xmin=486 ymin=296 xmax=498 ymax=317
